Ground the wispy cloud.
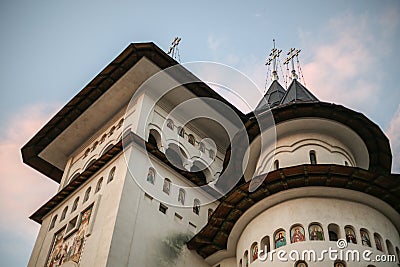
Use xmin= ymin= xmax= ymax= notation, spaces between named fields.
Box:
xmin=386 ymin=104 xmax=400 ymax=173
xmin=207 ymin=34 xmax=224 ymax=51
xmin=0 ymin=104 xmax=59 ymax=264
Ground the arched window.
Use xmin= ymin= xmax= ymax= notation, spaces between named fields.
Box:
xmin=209 ymin=149 xmax=215 ymax=159
xmin=60 ymin=206 xmax=68 ymax=221
xmin=166 ymin=119 xmax=174 ymax=130
xmin=108 ymin=167 xmax=116 ymax=183
xmin=148 ymin=129 xmax=161 ymax=150
xmin=178 ymin=188 xmax=185 ymax=205
xmin=83 ymin=187 xmax=91 ymax=203
xmin=243 ymin=250 xmax=249 ymax=267
xmin=190 ymin=161 xmax=207 ymax=184
xmin=109 ymin=126 xmax=116 ymax=137
xmin=71 ymin=197 xmax=79 ymax=212
xmin=295 ymin=261 xmax=308 ymax=267
xmin=260 ymin=236 xmax=270 ymax=255
xmin=386 ymin=240 xmax=395 ymax=255
xmin=166 ymin=146 xmax=184 ymax=168
xmin=163 ymin=178 xmax=171 ymax=195
xmin=91 ymin=141 xmax=99 ymax=152
xmin=374 ymin=233 xmax=384 ymax=252
xmin=49 ymin=215 xmax=58 ymax=230
xmin=274 ymin=159 xmax=279 ymax=170
xmin=147 ymin=168 xmax=156 ymax=184
xmin=83 ymin=148 xmax=90 ymax=158
xmin=199 ymin=142 xmax=205 ymax=153
xmin=178 ymin=126 xmax=185 ymax=137
xmin=95 ymin=177 xmax=103 ymax=193
xmin=328 ymin=223 xmax=340 ymax=241
xmin=291 ymin=224 xmax=306 ymax=243
xmin=344 ymin=225 xmax=357 ymax=244
xmin=207 ymin=208 xmax=214 ymax=221
xmin=334 ymin=261 xmax=346 ymax=267
xmin=193 ymin=199 xmax=200 ymax=215
xmin=309 ymin=150 xmax=317 ymax=164
xmin=251 ymin=242 xmax=258 ymax=262
xmin=344 ymin=161 xmax=349 ymax=166
xmin=100 ymin=134 xmax=107 ymax=144
xmin=117 ymin=118 xmax=124 ymax=129
xmin=188 ymin=134 xmax=196 ymax=145
xmin=239 ymin=259 xmax=242 ymax=267
xmin=274 ymin=229 xmax=286 ymax=248
xmin=309 ymin=223 xmax=324 ymax=241
xmin=360 ymin=228 xmax=371 ymax=247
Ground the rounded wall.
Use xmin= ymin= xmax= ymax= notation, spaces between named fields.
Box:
xmin=253 ymin=118 xmax=369 ymax=177
xmin=236 ymin=196 xmax=399 ymax=267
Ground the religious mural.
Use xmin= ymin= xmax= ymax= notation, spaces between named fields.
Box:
xmin=251 ymin=243 xmax=258 ymax=261
xmin=309 ymin=224 xmax=324 ymax=241
xmin=291 ymin=225 xmax=306 ymax=243
xmin=345 ymin=226 xmax=357 ymax=244
xmin=46 ymin=206 xmax=93 ymax=267
xmin=360 ymin=229 xmax=371 ymax=247
xmin=274 ymin=229 xmax=286 ymax=248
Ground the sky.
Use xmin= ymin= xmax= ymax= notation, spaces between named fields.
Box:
xmin=0 ymin=0 xmax=399 ymax=266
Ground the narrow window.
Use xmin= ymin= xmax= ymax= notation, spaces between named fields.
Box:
xmin=309 ymin=150 xmax=317 ymax=164
xmin=49 ymin=215 xmax=58 ymax=230
xmin=243 ymin=250 xmax=249 ymax=267
xmin=199 ymin=142 xmax=205 ymax=153
xmin=163 ymin=178 xmax=171 ymax=195
xmin=117 ymin=118 xmax=124 ymax=129
xmin=274 ymin=229 xmax=286 ymax=248
xmin=109 ymin=126 xmax=116 ymax=137
xmin=344 ymin=225 xmax=357 ymax=244
xmin=386 ymin=239 xmax=395 ymax=255
xmin=290 ymin=224 xmax=306 ymax=243
xmin=193 ymin=199 xmax=200 ymax=215
xmin=207 ymin=208 xmax=214 ymax=221
xmin=83 ymin=148 xmax=90 ymax=158
xmin=107 ymin=166 xmax=116 ymax=183
xmin=188 ymin=134 xmax=196 ymax=145
xmin=309 ymin=223 xmax=324 ymax=241
xmin=159 ymin=203 xmax=168 ymax=214
xmin=147 ymin=168 xmax=156 ymax=184
xmin=95 ymin=177 xmax=103 ymax=193
xmin=274 ymin=159 xmax=279 ymax=170
xmin=209 ymin=149 xmax=215 ymax=159
xmin=178 ymin=126 xmax=185 ymax=137
xmin=344 ymin=161 xmax=349 ymax=166
xmin=83 ymin=187 xmax=91 ymax=203
xmin=260 ymin=236 xmax=270 ymax=255
xmin=166 ymin=119 xmax=174 ymax=130
xmin=328 ymin=223 xmax=340 ymax=241
xmin=60 ymin=206 xmax=68 ymax=221
xmin=100 ymin=134 xmax=107 ymax=144
xmin=91 ymin=141 xmax=99 ymax=152
xmin=178 ymin=188 xmax=185 ymax=205
xmin=71 ymin=197 xmax=79 ymax=212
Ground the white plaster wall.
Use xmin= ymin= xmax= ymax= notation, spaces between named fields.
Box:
xmin=235 ymin=197 xmax=400 ymax=267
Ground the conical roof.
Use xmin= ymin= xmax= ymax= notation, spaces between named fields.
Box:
xmin=255 ymin=80 xmax=286 ymax=111
xmin=280 ymin=79 xmax=318 ymax=104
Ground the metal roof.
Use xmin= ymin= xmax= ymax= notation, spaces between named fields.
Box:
xmin=280 ymin=78 xmax=319 ymax=104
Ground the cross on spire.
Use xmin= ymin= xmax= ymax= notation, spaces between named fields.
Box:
xmin=167 ymin=37 xmax=181 ymax=61
xmin=284 ymin=48 xmax=301 ymax=80
xmin=265 ymin=39 xmax=282 ymax=81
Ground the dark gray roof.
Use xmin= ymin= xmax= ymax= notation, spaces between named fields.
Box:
xmin=255 ymin=80 xmax=286 ymax=111
xmin=280 ymin=79 xmax=318 ymax=104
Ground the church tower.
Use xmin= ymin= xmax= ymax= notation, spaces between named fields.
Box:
xmin=22 ymin=42 xmax=400 ymax=267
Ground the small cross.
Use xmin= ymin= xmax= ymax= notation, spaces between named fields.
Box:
xmin=284 ymin=48 xmax=301 ymax=79
xmin=167 ymin=37 xmax=181 ymax=58
xmin=265 ymin=39 xmax=282 ymax=81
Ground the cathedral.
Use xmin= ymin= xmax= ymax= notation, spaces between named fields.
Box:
xmin=22 ymin=42 xmax=400 ymax=267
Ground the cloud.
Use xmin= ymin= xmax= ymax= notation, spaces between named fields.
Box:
xmin=207 ymin=34 xmax=224 ymax=51
xmin=0 ymin=104 xmax=59 ymax=260
xmin=386 ymin=104 xmax=400 ymax=173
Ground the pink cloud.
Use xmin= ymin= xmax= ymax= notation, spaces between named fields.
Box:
xmin=386 ymin=104 xmax=400 ymax=173
xmin=0 ymin=104 xmax=59 ymax=240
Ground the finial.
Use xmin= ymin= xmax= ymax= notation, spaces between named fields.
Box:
xmin=284 ymin=48 xmax=301 ymax=80
xmin=167 ymin=37 xmax=181 ymax=62
xmin=265 ymin=39 xmax=282 ymax=81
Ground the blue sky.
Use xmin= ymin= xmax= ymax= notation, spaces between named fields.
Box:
xmin=0 ymin=0 xmax=399 ymax=266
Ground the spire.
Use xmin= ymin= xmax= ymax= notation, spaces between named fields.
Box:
xmin=280 ymin=78 xmax=318 ymax=104
xmin=265 ymin=39 xmax=282 ymax=82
